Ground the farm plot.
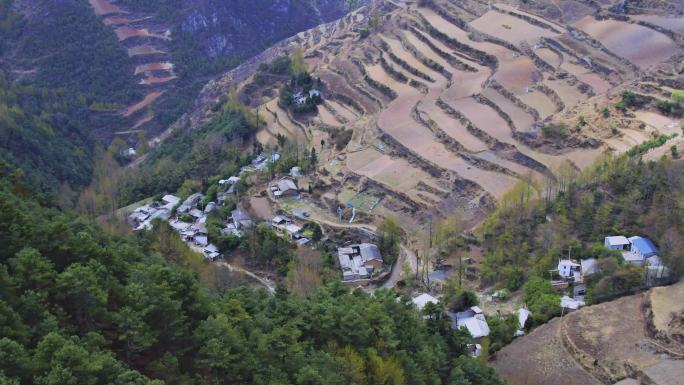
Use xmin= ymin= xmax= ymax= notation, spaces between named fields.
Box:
xmin=114 ymin=27 xmax=168 ymax=41
xmin=417 ymin=7 xmax=511 ymax=58
xmin=445 ymin=97 xmax=516 ymax=145
xmin=127 ymin=45 xmax=164 ymax=57
xmin=492 ymin=55 xmax=539 ymax=93
xmin=380 ymin=35 xmax=446 ymax=84
xmin=345 ymin=148 xmax=443 ymax=206
xmin=631 ymin=15 xmax=684 ymax=35
xmin=418 ymin=100 xmax=489 ymax=152
xmin=327 ymin=100 xmax=359 ymax=122
xmin=516 ymin=89 xmax=557 ymax=119
xmin=134 ymin=62 xmax=174 ymax=75
xmin=573 ymin=16 xmax=680 ymax=68
xmin=124 ymin=92 xmax=162 ymax=117
xmin=88 ymin=0 xmax=124 ymax=16
xmin=534 ymin=47 xmax=562 ymax=68
xmin=378 ymin=90 xmax=520 ymax=198
xmin=493 ymin=318 xmax=602 ymax=385
xmin=346 ymin=192 xmax=382 ymax=212
xmin=366 ymin=62 xmax=415 ymax=95
xmin=543 ymin=78 xmax=583 ymax=109
xmin=482 ymin=88 xmax=536 ymax=132
xmin=317 ymin=103 xmax=344 ymax=127
xmin=470 ymin=10 xmax=561 ymax=45
xmin=635 ymin=111 xmax=683 ymax=136
xmin=564 ymin=293 xmax=660 ymax=381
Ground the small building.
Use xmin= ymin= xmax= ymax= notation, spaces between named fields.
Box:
xmin=178 ymin=193 xmax=204 ymax=213
xmin=204 ymin=202 xmax=217 ymax=213
xmin=271 ymin=215 xmax=293 ymax=227
xmin=231 ymin=208 xmax=253 ymax=229
xmin=272 ymin=179 xmax=298 ymax=198
xmin=561 ymin=295 xmax=585 ymax=311
xmin=515 ymin=308 xmax=532 ymax=336
xmin=412 ymin=293 xmax=439 ymax=311
xmin=449 ymin=306 xmax=490 ymax=339
xmin=290 ymin=166 xmax=301 ymax=177
xmin=628 ymin=236 xmax=659 ymax=259
xmin=338 ymin=243 xmax=384 ymax=281
xmin=558 ymin=259 xmax=581 ymax=282
xmin=160 ymin=194 xmax=180 ymax=210
xmin=194 ymin=235 xmax=208 ymax=247
xmin=605 ymin=235 xmax=631 ymax=250
xmin=188 ymin=208 xmax=204 ymax=220
xmin=203 ymin=244 xmax=220 ymax=261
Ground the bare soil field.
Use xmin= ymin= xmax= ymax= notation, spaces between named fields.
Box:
xmin=249 ymin=197 xmax=273 ymax=220
xmin=495 ymin=281 xmax=684 ymax=385
xmin=631 ymin=15 xmax=684 ymax=35
xmin=493 ymin=318 xmax=602 ymax=385
xmin=470 ymin=10 xmax=561 ymax=45
xmin=88 ymin=0 xmax=124 ymax=16
xmin=134 ymin=62 xmax=174 ymax=75
xmin=124 ymin=91 xmax=162 ymax=117
xmin=650 ymin=280 xmax=684 ymax=332
xmin=127 ymin=45 xmax=164 ymax=57
xmin=140 ymin=75 xmax=176 ymax=85
xmin=115 ymin=26 xmax=168 ymax=41
xmin=573 ymin=16 xmax=680 ymax=68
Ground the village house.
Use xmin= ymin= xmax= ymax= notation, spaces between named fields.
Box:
xmin=557 ymin=259 xmax=581 ymax=282
xmin=561 ymin=295 xmax=585 ymax=311
xmin=448 ymin=306 xmax=490 ymax=339
xmin=271 ymin=215 xmax=293 ymax=228
xmin=604 ymin=235 xmax=631 ymax=251
xmin=203 ymin=244 xmax=220 ymax=261
xmin=515 ymin=308 xmax=532 ymax=336
xmin=231 ymin=208 xmax=253 ymax=230
xmin=178 ymin=193 xmax=204 ymax=213
xmin=412 ymin=293 xmax=439 ymax=311
xmin=337 ymin=243 xmax=384 ymax=281
xmin=271 ymin=178 xmax=298 ymax=198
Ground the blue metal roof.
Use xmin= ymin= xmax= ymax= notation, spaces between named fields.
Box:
xmin=631 ymin=236 xmax=658 ymax=255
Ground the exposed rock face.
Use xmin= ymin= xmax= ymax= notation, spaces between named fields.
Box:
xmin=175 ymin=0 xmax=351 ymax=59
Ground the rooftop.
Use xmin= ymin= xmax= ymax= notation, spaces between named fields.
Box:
xmin=605 ymin=235 xmax=630 ymax=246
xmin=628 ymin=236 xmax=658 ymax=256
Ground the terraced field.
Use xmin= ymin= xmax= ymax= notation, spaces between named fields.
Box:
xmin=214 ymin=0 xmax=684 ymax=231
xmin=87 ymin=0 xmax=177 ymax=136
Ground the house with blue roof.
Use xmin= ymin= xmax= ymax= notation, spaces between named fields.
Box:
xmin=628 ymin=236 xmax=658 ymax=259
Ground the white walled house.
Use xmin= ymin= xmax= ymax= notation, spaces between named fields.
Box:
xmin=604 ymin=236 xmax=631 ymax=251
xmin=558 ymin=259 xmax=581 ymax=282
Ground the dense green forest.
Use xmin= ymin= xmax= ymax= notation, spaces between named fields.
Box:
xmin=0 ymin=160 xmax=503 ymax=385
xmin=15 ymin=0 xmax=138 ymax=106
xmin=0 ymin=0 xmax=138 ymax=193
xmin=480 ymin=155 xmax=684 ymax=301
xmin=120 ymin=99 xmax=258 ymax=203
xmin=0 ymin=70 xmax=94 ymax=191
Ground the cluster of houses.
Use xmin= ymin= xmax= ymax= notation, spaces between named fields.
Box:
xmin=129 ymin=177 xmax=253 ymax=261
xmin=240 ymin=151 xmax=281 ymax=173
xmin=271 ymin=215 xmax=310 ymax=245
xmin=604 ymin=235 xmax=668 ymax=276
xmin=129 ymin=194 xmax=180 ymax=231
xmin=270 ymin=178 xmax=299 ymax=199
xmin=410 ymin=293 xmax=530 ymax=357
xmin=552 ymin=234 xmax=669 ymax=311
xmin=337 ymin=243 xmax=385 ymax=281
xmin=293 ymin=89 xmax=321 ymax=105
